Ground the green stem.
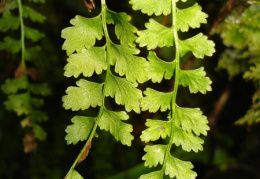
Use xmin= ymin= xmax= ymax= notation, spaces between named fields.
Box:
xmin=17 ymin=0 xmax=27 ymax=79
xmin=66 ymin=103 xmax=105 ymax=177
xmin=66 ymin=0 xmax=111 ymax=177
xmin=160 ymin=0 xmax=180 ymax=177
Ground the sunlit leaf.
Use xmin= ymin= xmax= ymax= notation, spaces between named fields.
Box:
xmin=130 ymin=0 xmax=171 ymax=16
xmin=140 ymin=171 xmax=161 ymax=179
xmin=165 ymin=155 xmax=197 ymax=179
xmin=177 ymin=3 xmax=207 ymax=32
xmin=141 ymin=120 xmax=171 ymax=142
xmin=105 ymin=74 xmax=142 ymax=113
xmin=61 ymin=15 xmax=103 ymax=55
xmin=65 ymin=169 xmax=83 ymax=179
xmin=64 ymin=47 xmax=107 ymax=78
xmin=179 ymin=33 xmax=215 ymax=58
xmin=63 ymin=79 xmax=103 ymax=111
xmin=137 ymin=19 xmax=174 ymax=50
xmin=65 ymin=116 xmax=95 ymax=145
xmin=140 ymin=88 xmax=172 ymax=112
xmin=143 ymin=145 xmax=167 ymax=167
xmin=175 ymin=105 xmax=209 ymax=136
xmin=179 ymin=67 xmax=212 ymax=94
xmin=147 ymin=51 xmax=175 ymax=83
xmin=109 ymin=43 xmax=148 ymax=83
xmin=172 ymin=124 xmax=204 ymax=152
xmin=99 ymin=108 xmax=133 ymax=146
xmin=106 ymin=9 xmax=137 ymax=47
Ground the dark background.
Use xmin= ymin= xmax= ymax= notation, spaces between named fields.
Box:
xmin=0 ymin=0 xmax=259 ymax=178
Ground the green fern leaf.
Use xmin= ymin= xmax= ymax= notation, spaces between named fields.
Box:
xmin=33 ymin=124 xmax=47 ymax=140
xmin=139 ymin=171 xmax=161 ymax=179
xmin=1 ymin=78 xmax=28 ymax=94
xmin=177 ymin=3 xmax=207 ymax=32
xmin=4 ymin=93 xmax=32 ymax=115
xmin=140 ymin=88 xmax=172 ymax=112
xmin=165 ymin=156 xmax=197 ymax=179
xmin=99 ymin=109 xmax=133 ymax=146
xmin=109 ymin=43 xmax=148 ymax=83
xmin=106 ymin=9 xmax=137 ymax=47
xmin=0 ymin=0 xmax=17 ymax=12
xmin=236 ymin=107 xmax=260 ymax=125
xmin=217 ymin=49 xmax=247 ymax=79
xmin=24 ymin=46 xmax=42 ymax=61
xmin=66 ymin=169 xmax=84 ymax=179
xmin=175 ymin=105 xmax=209 ymax=135
xmin=140 ymin=120 xmax=171 ymax=142
xmin=0 ymin=36 xmax=21 ymax=53
xmin=129 ymin=0 xmax=171 ymax=16
xmin=29 ymin=83 xmax=51 ymax=96
xmin=244 ymin=64 xmax=260 ymax=82
xmin=30 ymin=110 xmax=48 ymax=122
xmin=220 ymin=25 xmax=246 ymax=50
xmin=61 ymin=15 xmax=104 ymax=55
xmin=137 ymin=19 xmax=174 ymax=50
xmin=105 ymin=74 xmax=142 ymax=113
xmin=236 ymin=89 xmax=260 ymax=125
xmin=172 ymin=125 xmax=204 ymax=152
xmin=23 ymin=6 xmax=46 ymax=23
xmin=179 ymin=67 xmax=212 ymax=94
xmin=64 ymin=47 xmax=107 ymax=78
xmin=31 ymin=97 xmax=44 ymax=108
xmin=143 ymin=145 xmax=167 ymax=167
xmin=179 ymin=33 xmax=215 ymax=58
xmin=65 ymin=116 xmax=95 ymax=145
xmin=147 ymin=52 xmax=175 ymax=83
xmin=63 ymin=79 xmax=103 ymax=111
xmin=24 ymin=26 xmax=44 ymax=42
xmin=0 ymin=11 xmax=19 ymax=32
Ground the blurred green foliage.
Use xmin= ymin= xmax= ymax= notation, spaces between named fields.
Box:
xmin=215 ymin=3 xmax=260 ymax=125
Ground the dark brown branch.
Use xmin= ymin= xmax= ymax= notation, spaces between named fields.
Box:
xmin=208 ymin=86 xmax=231 ymax=128
xmin=83 ymin=0 xmax=95 ymax=12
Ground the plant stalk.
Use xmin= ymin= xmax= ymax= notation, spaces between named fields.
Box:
xmin=160 ymin=0 xmax=180 ymax=177
xmin=17 ymin=0 xmax=27 ymax=79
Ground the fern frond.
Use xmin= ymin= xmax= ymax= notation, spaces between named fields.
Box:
xmin=0 ymin=0 xmax=50 ymax=152
xmin=131 ymin=0 xmax=215 ymax=178
xmin=62 ymin=0 xmax=148 ymax=177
